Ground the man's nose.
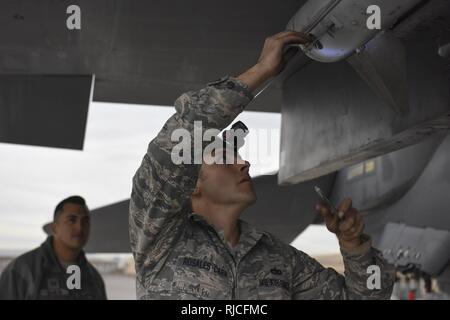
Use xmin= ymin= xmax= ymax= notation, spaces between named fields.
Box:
xmin=239 ymin=160 xmax=250 ymax=172
xmin=74 ymin=220 xmax=83 ymax=232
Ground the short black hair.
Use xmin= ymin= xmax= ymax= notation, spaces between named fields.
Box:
xmin=53 ymin=195 xmax=89 ymax=222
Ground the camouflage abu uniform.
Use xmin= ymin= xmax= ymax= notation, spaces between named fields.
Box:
xmin=129 ymin=76 xmax=395 ymax=300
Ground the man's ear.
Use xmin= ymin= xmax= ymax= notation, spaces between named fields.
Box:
xmin=192 ymin=165 xmax=206 ymax=197
xmin=192 ymin=180 xmax=201 ymax=197
xmin=50 ymin=222 xmax=57 ymax=236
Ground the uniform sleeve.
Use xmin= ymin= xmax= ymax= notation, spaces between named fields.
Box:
xmin=291 ymin=234 xmax=396 ymax=300
xmin=129 ymin=76 xmax=253 ymax=275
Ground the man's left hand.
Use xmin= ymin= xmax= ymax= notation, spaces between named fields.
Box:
xmin=316 ymin=198 xmax=365 ymax=250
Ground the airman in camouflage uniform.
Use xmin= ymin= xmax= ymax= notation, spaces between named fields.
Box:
xmin=129 ymin=31 xmax=396 ymax=300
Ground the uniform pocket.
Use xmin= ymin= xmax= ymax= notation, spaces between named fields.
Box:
xmin=256 ymin=265 xmax=291 ymax=300
xmin=172 ymin=256 xmax=230 ymax=299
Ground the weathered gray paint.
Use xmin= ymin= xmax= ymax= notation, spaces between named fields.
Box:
xmin=363 ymin=133 xmax=450 ymax=236
xmin=330 ymin=135 xmax=444 ymax=212
xmin=0 ymin=0 xmax=306 ymax=112
xmin=279 ymin=38 xmax=449 ymax=184
xmin=0 ymin=74 xmax=92 ymax=149
xmin=376 ymin=222 xmax=450 ymax=276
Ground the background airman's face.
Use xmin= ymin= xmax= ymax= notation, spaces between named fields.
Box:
xmin=52 ymin=203 xmax=90 ymax=250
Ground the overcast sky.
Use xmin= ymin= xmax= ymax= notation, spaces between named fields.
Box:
xmin=0 ymin=101 xmax=339 ymax=256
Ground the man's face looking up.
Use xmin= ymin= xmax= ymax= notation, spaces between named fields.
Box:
xmin=193 ymin=148 xmax=256 ymax=208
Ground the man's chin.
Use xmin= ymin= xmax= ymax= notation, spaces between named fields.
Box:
xmin=240 ymin=192 xmax=257 ymax=207
xmin=67 ymin=239 xmax=86 ymax=250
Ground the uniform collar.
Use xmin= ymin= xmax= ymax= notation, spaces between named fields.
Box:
xmin=188 ymin=212 xmax=265 ymax=261
xmin=41 ymin=236 xmax=87 ymax=272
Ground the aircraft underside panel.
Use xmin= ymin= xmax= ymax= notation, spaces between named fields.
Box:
xmin=362 ymin=133 xmax=450 ymax=236
xmin=377 ymin=222 xmax=450 ymax=276
xmin=279 ymin=38 xmax=450 ymax=185
xmin=0 ymin=74 xmax=92 ymax=149
xmin=0 ymin=0 xmax=305 ymax=113
xmin=330 ymin=135 xmax=444 ymax=212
